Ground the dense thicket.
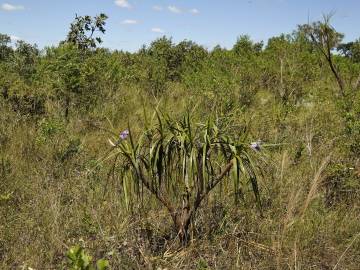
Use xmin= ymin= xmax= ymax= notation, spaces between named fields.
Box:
xmin=0 ymin=16 xmax=359 ymax=269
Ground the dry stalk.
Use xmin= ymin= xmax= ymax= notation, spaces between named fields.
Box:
xmin=301 ymin=154 xmax=331 ymax=219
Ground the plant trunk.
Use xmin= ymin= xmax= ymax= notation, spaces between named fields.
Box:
xmin=1 ymin=86 xmax=8 ymax=99
xmin=172 ymin=192 xmax=192 ymax=246
xmin=64 ymin=95 xmax=70 ymax=121
xmin=174 ymin=208 xmax=192 ymax=246
xmin=138 ymin=162 xmax=234 ymax=247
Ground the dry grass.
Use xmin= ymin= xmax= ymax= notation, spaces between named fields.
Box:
xmin=0 ymin=86 xmax=359 ymax=269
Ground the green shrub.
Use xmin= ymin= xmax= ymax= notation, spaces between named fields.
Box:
xmin=67 ymin=246 xmax=109 ymax=270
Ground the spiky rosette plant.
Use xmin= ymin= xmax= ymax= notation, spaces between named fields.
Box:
xmin=108 ymin=111 xmax=261 ymax=246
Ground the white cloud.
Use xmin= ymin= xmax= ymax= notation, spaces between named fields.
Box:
xmin=189 ymin=8 xmax=199 ymax=15
xmin=121 ymin=19 xmax=138 ymax=24
xmin=151 ymin=28 xmax=165 ymax=33
xmin=10 ymin=35 xmax=20 ymax=41
xmin=152 ymin=5 xmax=163 ymax=11
xmin=114 ymin=0 xmax=131 ymax=8
xmin=168 ymin=5 xmax=182 ymax=13
xmin=1 ymin=3 xmax=24 ymax=11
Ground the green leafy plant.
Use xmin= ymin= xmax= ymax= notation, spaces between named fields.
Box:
xmin=36 ymin=117 xmax=64 ymax=144
xmin=57 ymin=138 xmax=82 ymax=162
xmin=66 ymin=245 xmax=109 ymax=270
xmin=66 ymin=14 xmax=108 ymax=51
xmin=106 ymin=111 xmax=261 ymax=245
xmin=0 ymin=33 xmax=13 ymax=61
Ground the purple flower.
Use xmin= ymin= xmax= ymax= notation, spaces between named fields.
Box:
xmin=250 ymin=141 xmax=261 ymax=151
xmin=120 ymin=129 xmax=129 ymax=140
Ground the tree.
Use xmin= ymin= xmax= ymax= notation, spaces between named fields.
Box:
xmin=231 ymin=36 xmax=264 ymax=108
xmin=300 ymin=16 xmax=360 ymax=157
xmin=263 ymin=34 xmax=318 ymax=105
xmin=66 ymin=14 xmax=108 ymax=50
xmin=298 ymin=15 xmax=345 ymax=96
xmin=233 ymin=35 xmax=263 ymax=56
xmin=337 ymin=39 xmax=360 ymax=63
xmin=42 ymin=43 xmax=105 ymax=120
xmin=12 ymin=40 xmax=39 ymax=81
xmin=43 ymin=14 xmax=109 ymax=120
xmin=175 ymin=40 xmax=207 ymax=72
xmin=0 ymin=33 xmax=13 ymax=61
xmin=106 ymin=112 xmax=261 ymax=246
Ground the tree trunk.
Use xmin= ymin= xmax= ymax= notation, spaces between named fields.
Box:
xmin=1 ymin=86 xmax=8 ymax=99
xmin=172 ymin=192 xmax=192 ymax=246
xmin=64 ymin=95 xmax=70 ymax=121
xmin=137 ymin=162 xmax=234 ymax=247
xmin=174 ymin=207 xmax=192 ymax=246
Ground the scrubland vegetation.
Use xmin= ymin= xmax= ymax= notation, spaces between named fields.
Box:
xmin=0 ymin=14 xmax=360 ymax=269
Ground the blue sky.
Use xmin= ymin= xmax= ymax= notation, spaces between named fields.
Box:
xmin=1 ymin=0 xmax=359 ymax=51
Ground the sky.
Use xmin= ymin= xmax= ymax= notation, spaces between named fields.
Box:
xmin=1 ymin=0 xmax=360 ymax=52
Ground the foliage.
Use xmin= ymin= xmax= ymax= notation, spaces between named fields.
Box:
xmin=337 ymin=39 xmax=360 ymax=63
xmin=67 ymin=246 xmax=109 ymax=270
xmin=40 ymin=43 xmax=105 ymax=119
xmin=298 ymin=14 xmax=346 ymax=95
xmin=36 ymin=117 xmax=65 ymax=144
xmin=0 ymin=33 xmax=13 ymax=61
xmin=233 ymin=35 xmax=263 ymax=56
xmin=344 ymin=93 xmax=360 ymax=155
xmin=66 ymin=14 xmax=108 ymax=50
xmin=13 ymin=41 xmax=40 ymax=81
xmin=108 ymin=111 xmax=261 ymax=245
xmin=139 ymin=37 xmax=208 ymax=95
